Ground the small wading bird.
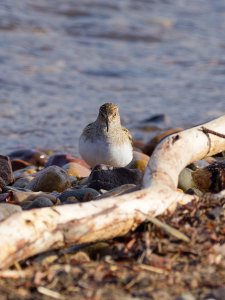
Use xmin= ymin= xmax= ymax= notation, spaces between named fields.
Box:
xmin=79 ymin=103 xmax=133 ymax=167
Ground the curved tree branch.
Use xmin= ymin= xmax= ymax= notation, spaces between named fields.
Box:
xmin=0 ymin=116 xmax=225 ymax=269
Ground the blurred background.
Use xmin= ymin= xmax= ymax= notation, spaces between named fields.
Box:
xmin=1 ymin=0 xmax=225 ymax=155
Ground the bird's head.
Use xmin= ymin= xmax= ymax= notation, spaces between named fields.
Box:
xmin=98 ymin=103 xmax=120 ymax=131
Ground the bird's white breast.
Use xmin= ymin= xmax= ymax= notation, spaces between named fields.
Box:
xmin=79 ymin=136 xmax=133 ymax=167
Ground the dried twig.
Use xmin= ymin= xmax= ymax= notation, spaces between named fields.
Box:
xmin=0 ymin=269 xmax=32 ymax=279
xmin=139 ymin=264 xmax=168 ymax=274
xmin=201 ymin=127 xmax=225 ymax=139
xmin=37 ymin=287 xmax=65 ymax=300
xmin=142 ymin=213 xmax=190 ymax=242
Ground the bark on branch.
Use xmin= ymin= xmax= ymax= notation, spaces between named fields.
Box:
xmin=0 ymin=116 xmax=225 ymax=269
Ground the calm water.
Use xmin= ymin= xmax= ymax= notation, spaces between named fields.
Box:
xmin=1 ymin=0 xmax=225 ymax=155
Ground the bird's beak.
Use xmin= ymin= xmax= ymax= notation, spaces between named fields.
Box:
xmin=106 ymin=118 xmax=109 ymax=132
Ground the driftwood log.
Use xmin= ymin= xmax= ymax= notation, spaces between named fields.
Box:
xmin=0 ymin=116 xmax=225 ymax=269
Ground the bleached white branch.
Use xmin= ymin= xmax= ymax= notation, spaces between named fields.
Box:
xmin=0 ymin=116 xmax=225 ymax=269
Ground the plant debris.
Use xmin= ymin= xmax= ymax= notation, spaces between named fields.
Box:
xmin=0 ymin=193 xmax=224 ymax=299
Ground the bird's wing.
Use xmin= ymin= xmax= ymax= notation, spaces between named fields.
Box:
xmin=82 ymin=122 xmax=94 ymax=134
xmin=122 ymin=127 xmax=133 ymax=143
xmin=80 ymin=122 xmax=95 ymax=141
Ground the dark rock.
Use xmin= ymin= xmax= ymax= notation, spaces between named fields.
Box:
xmin=9 ymin=190 xmax=58 ymax=204
xmin=62 ymin=198 xmax=79 ymax=205
xmin=0 ymin=155 xmax=14 ymax=189
xmin=87 ymin=165 xmax=142 ymax=191
xmin=8 ymin=149 xmax=48 ymax=167
xmin=22 ymin=197 xmax=54 ymax=210
xmin=13 ymin=176 xmax=33 ymax=189
xmin=83 ymin=242 xmax=111 ymax=260
xmin=0 ymin=188 xmax=59 ymax=204
xmin=95 ymin=184 xmax=138 ymax=200
xmin=13 ymin=166 xmax=37 ymax=180
xmin=45 ymin=153 xmax=74 ymax=168
xmin=185 ymin=188 xmax=202 ymax=197
xmin=0 ymin=177 xmax=6 ymax=191
xmin=0 ymin=192 xmax=14 ymax=203
xmin=59 ymin=188 xmax=100 ymax=203
xmin=27 ymin=165 xmax=71 ymax=192
xmin=136 ymin=114 xmax=170 ymax=132
xmin=11 ymin=159 xmax=31 ymax=171
xmin=185 ymin=188 xmax=196 ymax=195
xmin=140 ymin=113 xmax=170 ymax=125
xmin=69 ymin=176 xmax=78 ymax=186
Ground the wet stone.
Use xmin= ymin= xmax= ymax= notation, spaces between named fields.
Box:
xmin=77 ymin=177 xmax=89 ymax=186
xmin=3 ymin=186 xmax=32 ymax=193
xmin=27 ymin=165 xmax=71 ymax=192
xmin=63 ymin=162 xmax=91 ymax=179
xmin=22 ymin=197 xmax=54 ymax=210
xmin=11 ymin=159 xmax=31 ymax=171
xmin=13 ymin=166 xmax=37 ymax=180
xmin=3 ymin=190 xmax=58 ymax=204
xmin=0 ymin=193 xmax=14 ymax=203
xmin=8 ymin=149 xmax=48 ymax=167
xmin=95 ymin=184 xmax=137 ymax=200
xmin=0 ymin=155 xmax=14 ymax=189
xmin=12 ymin=176 xmax=34 ymax=189
xmin=59 ymin=188 xmax=100 ymax=203
xmin=87 ymin=165 xmax=142 ymax=191
xmin=0 ymin=178 xmax=6 ymax=191
xmin=69 ymin=176 xmax=78 ymax=186
xmin=45 ymin=153 xmax=75 ymax=168
xmin=59 ymin=191 xmax=78 ymax=204
xmin=62 ymin=198 xmax=79 ymax=205
xmin=139 ymin=113 xmax=170 ymax=125
xmin=45 ymin=153 xmax=90 ymax=169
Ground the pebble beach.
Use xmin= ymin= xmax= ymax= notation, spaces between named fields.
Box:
xmin=0 ymin=0 xmax=225 ymax=299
